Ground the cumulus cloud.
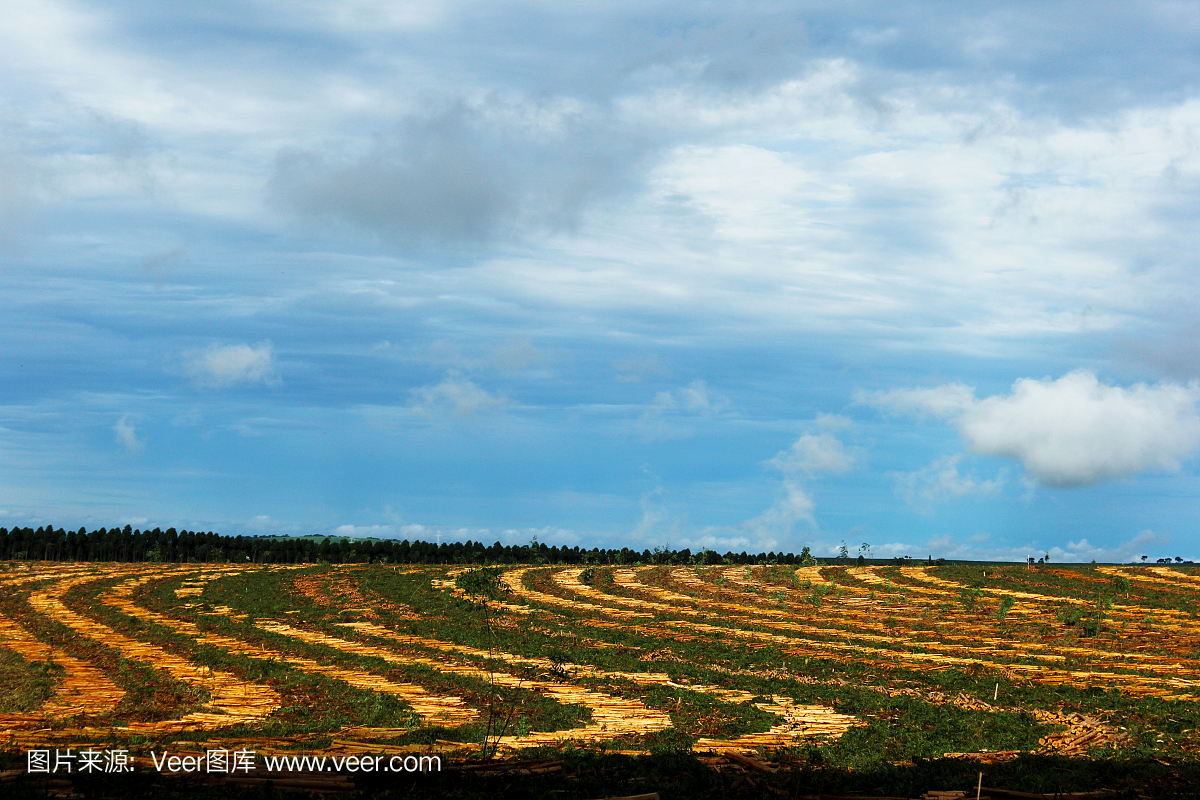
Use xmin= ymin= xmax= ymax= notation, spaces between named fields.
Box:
xmin=113 ymin=415 xmax=144 ymax=454
xmin=766 ymin=431 xmax=858 ymax=476
xmin=631 ymin=485 xmax=684 ymax=544
xmin=410 ymin=372 xmax=506 ymax=417
xmin=186 ymin=342 xmax=278 ymax=388
xmin=961 ymin=373 xmax=1200 ymax=486
xmin=864 ymin=371 xmax=1200 ymax=487
xmin=894 ymin=454 xmax=1004 ymax=510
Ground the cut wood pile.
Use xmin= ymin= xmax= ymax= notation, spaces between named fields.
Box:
xmin=694 ymin=698 xmax=862 ymax=750
xmin=1032 ymin=711 xmax=1129 ymax=756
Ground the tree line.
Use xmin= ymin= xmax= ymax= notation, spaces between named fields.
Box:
xmin=0 ymin=525 xmax=827 ymax=567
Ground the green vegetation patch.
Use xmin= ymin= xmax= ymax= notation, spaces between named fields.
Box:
xmin=0 ymin=647 xmax=62 ymax=713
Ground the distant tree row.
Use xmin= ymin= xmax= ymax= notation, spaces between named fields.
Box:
xmin=0 ymin=525 xmax=832 ymax=567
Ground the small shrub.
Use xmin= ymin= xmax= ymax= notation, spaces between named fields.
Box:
xmin=959 ymin=586 xmax=983 ymax=612
xmin=996 ymin=595 xmax=1015 ymax=621
xmin=455 ymin=566 xmax=504 ymax=600
xmin=1056 ymin=606 xmax=1084 ymax=626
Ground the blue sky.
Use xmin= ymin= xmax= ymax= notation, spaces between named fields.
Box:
xmin=2 ymin=1 xmax=1199 ymax=561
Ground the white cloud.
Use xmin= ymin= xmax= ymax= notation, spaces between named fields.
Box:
xmin=113 ymin=415 xmax=143 ymax=454
xmin=333 ymin=524 xmax=395 ymax=537
xmin=631 ymin=486 xmax=682 ymax=544
xmin=743 ymin=479 xmax=815 ymax=537
xmin=1049 ymin=530 xmax=1175 ymax=564
xmin=639 ymin=380 xmax=732 ymax=441
xmin=960 ymin=372 xmax=1200 ymax=487
xmin=766 ymin=431 xmax=858 ymax=476
xmin=917 ymin=529 xmax=1189 ymax=564
xmin=865 ymin=371 xmax=1200 ymax=487
xmin=410 ymin=372 xmax=505 ymax=417
xmin=186 ymin=342 xmax=277 ymax=388
xmin=683 ymin=532 xmax=756 ymax=553
xmin=744 ymin=421 xmax=859 ymax=538
xmin=894 ymin=454 xmax=1004 ymax=509
xmin=648 ymin=380 xmax=731 ymax=416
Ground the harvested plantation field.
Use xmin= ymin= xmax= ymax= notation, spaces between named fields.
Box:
xmin=2 ymin=560 xmax=1200 ymax=798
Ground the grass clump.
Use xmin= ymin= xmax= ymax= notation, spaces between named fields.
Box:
xmin=0 ymin=649 xmax=63 ymax=712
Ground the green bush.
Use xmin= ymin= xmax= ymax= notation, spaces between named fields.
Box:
xmin=455 ymin=566 xmax=505 ymax=599
xmin=997 ymin=595 xmax=1016 ymax=621
xmin=1056 ymin=606 xmax=1084 ymax=626
xmin=959 ymin=586 xmax=983 ymax=612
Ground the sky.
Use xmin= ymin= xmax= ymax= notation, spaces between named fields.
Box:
xmin=1 ymin=1 xmax=1199 ymax=562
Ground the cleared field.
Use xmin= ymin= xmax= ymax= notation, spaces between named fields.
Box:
xmin=1 ymin=559 xmax=1198 ymax=776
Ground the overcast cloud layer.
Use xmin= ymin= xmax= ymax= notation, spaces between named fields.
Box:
xmin=1 ymin=1 xmax=1198 ymax=561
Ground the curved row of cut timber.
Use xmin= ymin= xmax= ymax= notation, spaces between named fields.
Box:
xmin=0 ymin=572 xmax=126 ymax=727
xmin=27 ymin=568 xmax=282 ymax=732
xmin=623 ymin=564 xmax=1200 ymax=663
xmin=648 ymin=566 xmax=1200 ymax=666
xmin=271 ymin=570 xmax=861 ymax=748
xmin=492 ymin=566 xmax=1197 ymax=700
xmin=255 ymin=620 xmax=673 ymax=748
xmin=3 ymin=560 xmax=1196 ymax=756
xmin=679 ymin=566 xmax=1199 ymax=674
xmin=123 ymin=568 xmax=676 ymax=747
xmin=101 ymin=573 xmax=478 ymax=728
xmin=695 ymin=563 xmax=1199 ymax=633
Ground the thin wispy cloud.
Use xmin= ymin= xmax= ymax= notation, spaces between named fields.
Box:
xmin=647 ymin=380 xmax=731 ymax=417
xmin=894 ymin=454 xmax=1005 ymax=511
xmin=268 ymin=98 xmax=652 ymax=246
